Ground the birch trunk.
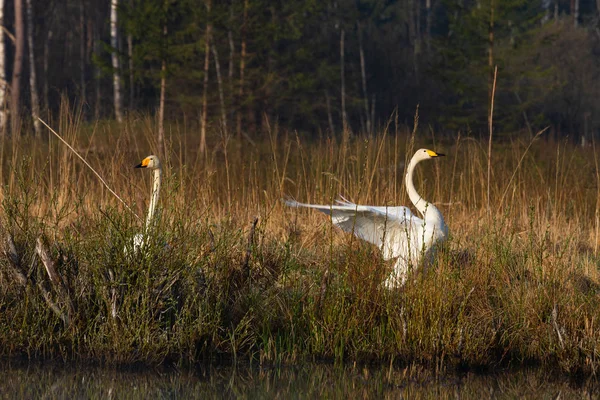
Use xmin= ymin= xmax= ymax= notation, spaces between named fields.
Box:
xmin=110 ymin=0 xmax=123 ymax=122
xmin=12 ymin=0 xmax=24 ymax=133
xmin=26 ymin=0 xmax=40 ymax=136
xmin=212 ymin=43 xmax=227 ymax=133
xmin=574 ymin=0 xmax=579 ymax=27
xmin=236 ymin=0 xmax=248 ymax=141
xmin=199 ymin=0 xmax=212 ymax=156
xmin=0 ymin=0 xmax=6 ymax=131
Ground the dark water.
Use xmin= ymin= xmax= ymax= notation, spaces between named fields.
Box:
xmin=0 ymin=361 xmax=597 ymax=399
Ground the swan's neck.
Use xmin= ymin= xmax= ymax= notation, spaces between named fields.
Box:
xmin=146 ymin=168 xmax=162 ymax=230
xmin=405 ymin=156 xmax=431 ymax=218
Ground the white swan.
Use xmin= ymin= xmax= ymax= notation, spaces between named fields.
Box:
xmin=286 ymin=148 xmax=448 ymax=288
xmin=131 ymin=155 xmax=162 ymax=253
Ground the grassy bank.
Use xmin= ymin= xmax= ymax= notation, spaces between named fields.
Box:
xmin=0 ymin=109 xmax=599 ymax=375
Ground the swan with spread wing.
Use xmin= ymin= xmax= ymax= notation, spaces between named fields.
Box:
xmin=286 ymin=149 xmax=448 ymax=288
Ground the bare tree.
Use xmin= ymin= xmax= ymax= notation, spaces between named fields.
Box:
xmin=12 ymin=0 xmax=24 ymax=133
xmin=110 ymin=0 xmax=123 ymax=122
xmin=0 ymin=0 xmax=7 ymax=132
xmin=26 ymin=0 xmax=40 ymax=137
xmin=200 ymin=0 xmax=212 ymax=156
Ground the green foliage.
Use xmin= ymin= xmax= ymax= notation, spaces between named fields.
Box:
xmin=433 ymin=0 xmax=548 ymax=131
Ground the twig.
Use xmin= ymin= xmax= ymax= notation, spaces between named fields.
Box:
xmin=108 ymin=268 xmax=118 ymax=320
xmin=552 ymin=303 xmax=564 ymax=349
xmin=316 ymin=268 xmax=330 ymax=315
xmin=37 ymin=117 xmax=141 ymax=222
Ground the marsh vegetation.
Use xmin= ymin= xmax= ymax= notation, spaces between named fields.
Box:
xmin=0 ymin=108 xmax=599 ymax=377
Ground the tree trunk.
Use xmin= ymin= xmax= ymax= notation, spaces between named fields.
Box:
xmin=573 ymin=0 xmax=579 ymax=27
xmin=158 ymin=25 xmax=167 ymax=156
xmin=110 ymin=0 xmax=123 ymax=122
xmin=12 ymin=0 xmax=24 ymax=133
xmin=340 ymin=28 xmax=347 ymax=132
xmin=127 ymin=34 xmax=134 ymax=109
xmin=357 ymin=21 xmax=370 ymax=134
xmin=79 ymin=0 xmax=86 ymax=107
xmin=325 ymin=90 xmax=334 ymax=134
xmin=94 ymin=28 xmax=101 ymax=119
xmin=212 ymin=43 xmax=227 ymax=133
xmin=127 ymin=0 xmax=134 ymax=110
xmin=488 ymin=0 xmax=494 ymax=102
xmin=200 ymin=0 xmax=212 ymax=156
xmin=26 ymin=0 xmax=40 ymax=137
xmin=426 ymin=0 xmax=432 ymax=53
xmin=0 ymin=0 xmax=7 ymax=132
xmin=227 ymin=4 xmax=234 ymax=127
xmin=236 ymin=0 xmax=248 ymax=141
xmin=408 ymin=0 xmax=419 ymax=80
xmin=43 ymin=28 xmax=52 ymax=115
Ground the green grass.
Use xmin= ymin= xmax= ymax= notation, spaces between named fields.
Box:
xmin=0 ymin=106 xmax=599 ymax=376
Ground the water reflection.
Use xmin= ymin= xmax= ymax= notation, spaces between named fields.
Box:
xmin=0 ymin=361 xmax=597 ymax=399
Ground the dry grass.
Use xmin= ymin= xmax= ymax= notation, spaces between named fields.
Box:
xmin=0 ymin=105 xmax=599 ymax=375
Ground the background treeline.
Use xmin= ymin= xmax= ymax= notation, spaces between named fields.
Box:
xmin=4 ymin=0 xmax=600 ymax=141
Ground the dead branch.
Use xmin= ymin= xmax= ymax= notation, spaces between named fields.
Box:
xmin=35 ymin=236 xmax=75 ymax=322
xmin=3 ymin=233 xmax=27 ymax=286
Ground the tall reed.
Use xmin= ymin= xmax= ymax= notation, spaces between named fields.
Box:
xmin=0 ymin=105 xmax=599 ymax=375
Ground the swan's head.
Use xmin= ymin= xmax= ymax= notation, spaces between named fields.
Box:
xmin=414 ymin=148 xmax=445 ymax=162
xmin=135 ymin=155 xmax=161 ymax=170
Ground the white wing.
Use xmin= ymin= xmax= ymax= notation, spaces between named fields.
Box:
xmin=285 ymin=198 xmax=423 ymax=250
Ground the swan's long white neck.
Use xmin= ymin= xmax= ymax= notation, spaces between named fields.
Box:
xmin=146 ymin=168 xmax=162 ymax=230
xmin=405 ymin=155 xmax=434 ymax=219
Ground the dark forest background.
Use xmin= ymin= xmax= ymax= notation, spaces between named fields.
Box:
xmin=5 ymin=0 xmax=600 ymax=141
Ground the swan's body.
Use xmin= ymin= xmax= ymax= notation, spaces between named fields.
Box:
xmin=131 ymin=155 xmax=162 ymax=253
xmin=286 ymin=149 xmax=448 ymax=288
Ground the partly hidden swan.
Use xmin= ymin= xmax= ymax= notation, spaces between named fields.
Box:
xmin=286 ymin=149 xmax=448 ymax=288
xmin=131 ymin=155 xmax=162 ymax=253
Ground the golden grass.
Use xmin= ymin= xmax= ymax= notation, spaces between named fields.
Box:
xmin=0 ymin=105 xmax=599 ymax=374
